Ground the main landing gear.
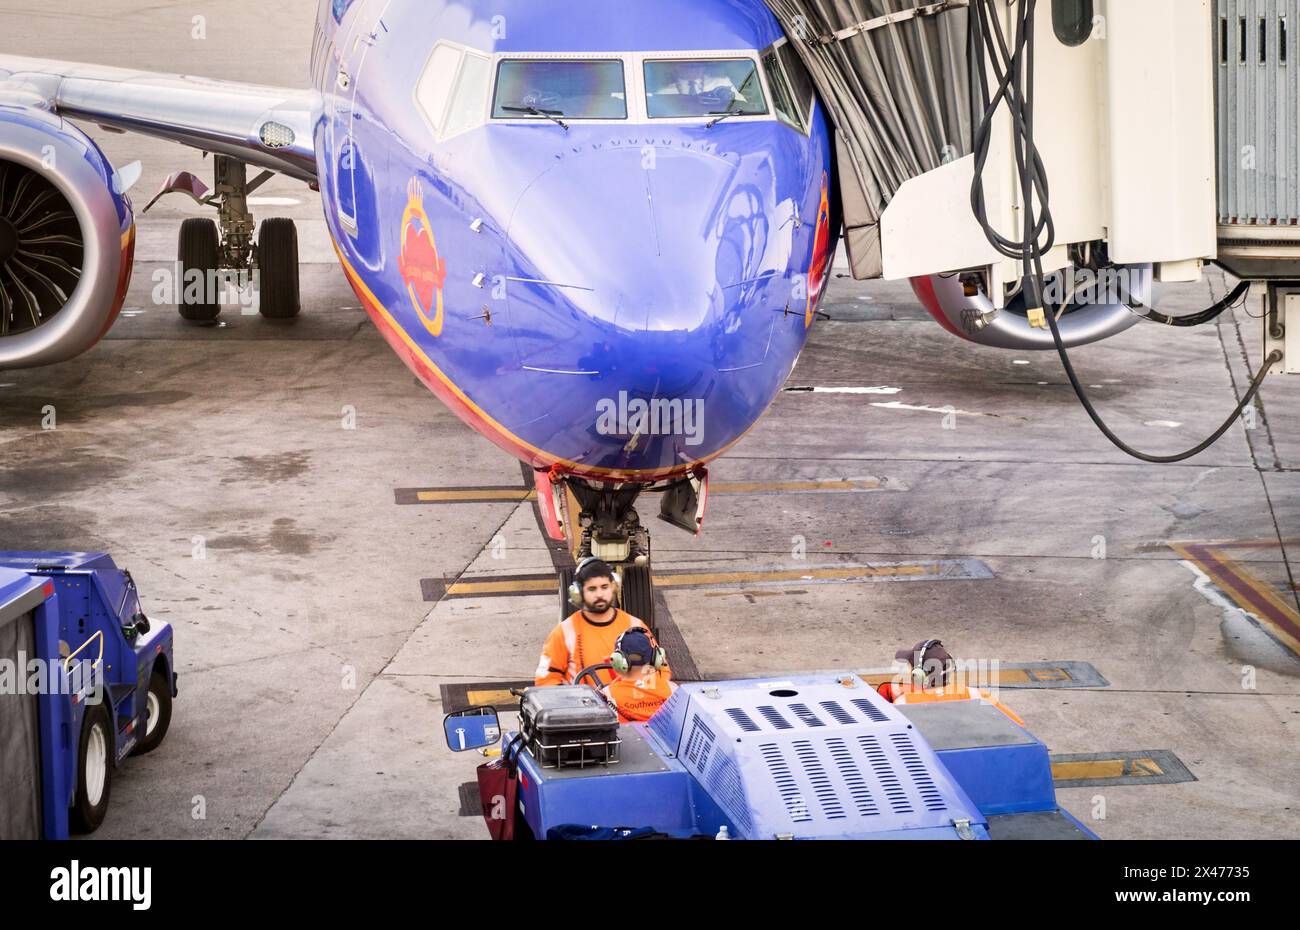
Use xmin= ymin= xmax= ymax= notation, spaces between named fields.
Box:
xmin=146 ymin=154 xmax=300 ymax=322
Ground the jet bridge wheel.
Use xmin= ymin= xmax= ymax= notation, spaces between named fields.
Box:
xmin=177 ymin=217 xmax=221 ymax=322
xmin=256 ymin=217 xmax=300 ymax=319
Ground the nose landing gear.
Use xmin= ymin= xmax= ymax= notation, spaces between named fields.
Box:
xmin=555 ymin=479 xmax=654 ymax=624
xmin=546 ymin=469 xmax=708 ymax=629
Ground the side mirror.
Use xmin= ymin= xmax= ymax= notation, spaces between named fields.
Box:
xmin=443 ymin=706 xmax=501 ymax=752
xmin=124 ymin=611 xmax=150 ymax=640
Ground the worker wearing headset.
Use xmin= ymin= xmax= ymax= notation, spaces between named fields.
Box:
xmin=534 ymin=557 xmax=671 ymax=688
xmin=600 ymin=628 xmax=677 ymax=723
xmin=877 ymin=639 xmax=1024 ymax=726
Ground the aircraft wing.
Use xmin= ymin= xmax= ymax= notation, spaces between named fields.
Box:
xmin=0 ymin=55 xmax=321 ymax=182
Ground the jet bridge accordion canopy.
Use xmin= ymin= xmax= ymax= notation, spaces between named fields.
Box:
xmin=764 ymin=0 xmax=973 ymax=279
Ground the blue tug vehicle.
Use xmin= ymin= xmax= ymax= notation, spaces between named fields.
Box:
xmin=0 ymin=552 xmax=176 ymax=839
xmin=446 ymin=673 xmax=1097 ymax=840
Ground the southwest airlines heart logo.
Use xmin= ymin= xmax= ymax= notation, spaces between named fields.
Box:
xmin=805 ymin=173 xmax=832 ymax=330
xmin=398 ymin=177 xmax=447 ymax=337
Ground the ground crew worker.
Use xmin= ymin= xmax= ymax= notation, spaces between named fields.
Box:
xmin=877 ymin=639 xmax=956 ymax=700
xmin=878 ymin=638 xmax=1024 ymax=726
xmin=534 ymin=558 xmax=670 ymax=688
xmin=600 ymin=628 xmax=677 ymax=723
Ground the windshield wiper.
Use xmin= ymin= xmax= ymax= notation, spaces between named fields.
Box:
xmin=501 ymin=105 xmax=569 ymax=130
xmin=706 ymin=107 xmax=744 ymax=128
xmin=705 ymin=68 xmax=759 ymax=128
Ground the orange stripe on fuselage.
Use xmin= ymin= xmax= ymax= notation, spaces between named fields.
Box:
xmin=330 ymin=238 xmax=751 ymax=482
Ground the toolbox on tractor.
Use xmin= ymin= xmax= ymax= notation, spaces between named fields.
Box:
xmin=519 ymin=685 xmax=621 ymax=768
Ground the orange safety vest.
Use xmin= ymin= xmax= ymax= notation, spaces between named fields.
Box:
xmin=601 ymin=667 xmax=677 ymax=723
xmin=534 ymin=609 xmax=669 ymax=687
xmin=877 ymin=681 xmax=1026 ymax=727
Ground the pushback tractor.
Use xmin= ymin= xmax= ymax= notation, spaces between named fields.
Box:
xmin=445 ymin=673 xmax=1097 ymax=841
xmin=0 ymin=552 xmax=176 ymax=839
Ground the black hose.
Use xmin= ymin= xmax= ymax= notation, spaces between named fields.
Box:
xmin=1121 ymin=278 xmax=1250 ymax=327
xmin=968 ymin=0 xmax=1281 ymax=463
xmin=969 ymin=0 xmax=1054 ymax=279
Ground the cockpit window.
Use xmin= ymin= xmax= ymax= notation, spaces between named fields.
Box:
xmin=761 ymin=47 xmax=803 ymax=132
xmin=492 ymin=60 xmax=628 ymax=120
xmin=643 ymin=58 xmax=768 ymax=119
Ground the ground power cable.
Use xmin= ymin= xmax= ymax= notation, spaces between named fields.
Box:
xmin=968 ymin=0 xmax=1283 ymax=464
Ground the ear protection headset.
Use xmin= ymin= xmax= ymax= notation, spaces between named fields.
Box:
xmin=610 ymin=628 xmax=666 ymax=675
xmin=567 ymin=557 xmax=623 ymax=608
xmin=911 ymin=639 xmax=941 ymax=686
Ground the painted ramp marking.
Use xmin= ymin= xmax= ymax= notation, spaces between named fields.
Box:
xmin=424 ymin=559 xmax=993 ymax=601
xmin=1050 ymin=750 xmax=1195 ymax=788
xmin=396 ymin=477 xmax=905 ymax=505
xmin=440 ymin=680 xmax=531 ymax=713
xmin=652 ymin=560 xmax=992 ymax=591
xmin=1171 ymin=540 xmax=1300 ymax=658
xmin=857 ymin=661 xmax=1108 ymax=690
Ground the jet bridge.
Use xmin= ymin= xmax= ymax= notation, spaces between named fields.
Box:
xmin=766 ymin=0 xmax=1300 ymax=372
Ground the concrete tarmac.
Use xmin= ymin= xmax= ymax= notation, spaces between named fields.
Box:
xmin=1 ymin=0 xmax=1297 ymax=840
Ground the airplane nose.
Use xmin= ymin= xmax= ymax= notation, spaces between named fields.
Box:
xmin=501 ymin=140 xmax=800 ymax=470
xmin=505 ymin=141 xmax=792 ymax=380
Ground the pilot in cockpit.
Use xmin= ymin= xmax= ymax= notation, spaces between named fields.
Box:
xmin=645 ymin=59 xmax=762 ymax=120
xmin=659 ymin=60 xmax=739 ymax=99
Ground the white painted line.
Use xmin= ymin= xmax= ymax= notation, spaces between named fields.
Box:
xmin=786 ymin=386 xmax=902 ymax=395
xmin=871 ymin=400 xmax=1007 ymax=418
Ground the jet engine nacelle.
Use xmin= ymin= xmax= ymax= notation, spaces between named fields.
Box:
xmin=910 ymin=264 xmax=1151 ymax=351
xmin=0 ymin=105 xmax=134 ymax=369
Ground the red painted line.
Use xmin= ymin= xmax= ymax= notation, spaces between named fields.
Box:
xmin=1181 ymin=543 xmax=1300 ymax=646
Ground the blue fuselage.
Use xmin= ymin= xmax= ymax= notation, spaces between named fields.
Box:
xmin=315 ymin=0 xmax=838 ymax=481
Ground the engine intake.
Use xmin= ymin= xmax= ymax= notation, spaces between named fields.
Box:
xmin=0 ymin=107 xmax=133 ymax=369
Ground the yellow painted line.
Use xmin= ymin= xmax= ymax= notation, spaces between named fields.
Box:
xmin=1192 ymin=539 xmax=1300 ymax=549
xmin=704 ymin=590 xmax=789 ymax=598
xmin=466 ymin=688 xmax=517 ymax=707
xmin=1171 ymin=542 xmax=1300 ymax=656
xmin=413 ymin=479 xmax=884 ymax=504
xmin=444 ymin=563 xmax=952 ymax=599
xmin=710 ymin=479 xmax=882 ymax=493
xmin=858 ymin=667 xmax=1061 ymax=687
xmin=447 ymin=578 xmax=557 ymax=596
xmin=654 ymin=565 xmax=935 ymax=588
xmin=417 ymin=489 xmax=535 ymax=502
xmin=1052 ymin=758 xmax=1164 ymax=782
